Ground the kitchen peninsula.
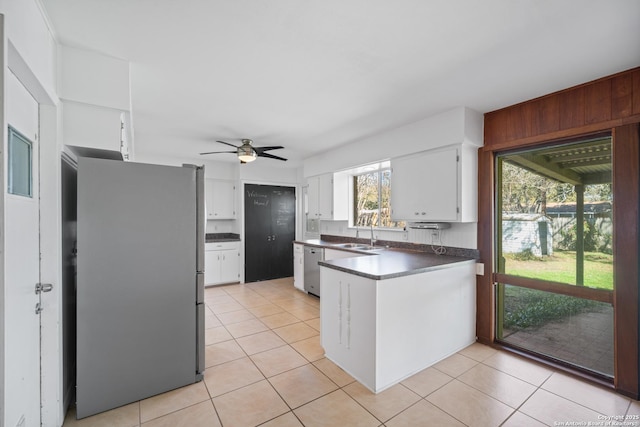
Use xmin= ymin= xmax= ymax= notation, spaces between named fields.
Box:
xmin=301 ymin=239 xmax=477 ymax=393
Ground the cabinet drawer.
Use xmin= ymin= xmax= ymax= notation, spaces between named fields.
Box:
xmin=205 ymin=241 xmax=240 ymax=251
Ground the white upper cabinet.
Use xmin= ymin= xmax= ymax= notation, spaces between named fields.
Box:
xmin=391 ymin=144 xmax=477 ymax=222
xmin=60 ymin=46 xmax=133 ymax=156
xmin=307 ymin=173 xmax=348 ymax=221
xmin=206 ymin=179 xmax=236 ymax=219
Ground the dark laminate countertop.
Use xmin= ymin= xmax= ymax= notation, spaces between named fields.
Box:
xmin=295 ymin=239 xmax=475 ymax=280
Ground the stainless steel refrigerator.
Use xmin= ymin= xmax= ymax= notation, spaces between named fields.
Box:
xmin=75 ymin=157 xmax=205 ymax=419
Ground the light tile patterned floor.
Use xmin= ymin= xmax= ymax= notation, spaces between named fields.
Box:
xmin=64 ymin=277 xmax=638 ymax=427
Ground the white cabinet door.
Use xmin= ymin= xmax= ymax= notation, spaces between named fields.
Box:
xmin=307 ymin=176 xmax=320 ymax=219
xmin=317 ymin=174 xmax=333 ymax=219
xmin=293 ymin=244 xmax=305 ymax=291
xmin=307 ymin=174 xmax=333 ymax=220
xmin=219 ymin=248 xmax=240 ymax=283
xmin=204 ymin=250 xmax=218 ymax=284
xmin=206 ymin=179 xmax=236 ymax=219
xmin=391 ymin=147 xmax=458 ymax=222
xmin=320 ymin=268 xmax=376 ymax=389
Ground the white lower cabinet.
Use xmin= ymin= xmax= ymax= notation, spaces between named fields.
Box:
xmin=205 ymin=242 xmax=240 ymax=285
xmin=320 ymin=270 xmax=376 ymax=389
xmin=293 ymin=243 xmax=305 ymax=291
xmin=320 ymin=261 xmax=476 ymax=393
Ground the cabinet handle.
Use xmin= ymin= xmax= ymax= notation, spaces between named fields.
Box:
xmin=414 ymin=212 xmax=419 ymax=216
xmin=338 ymin=281 xmax=342 ymax=345
xmin=421 ymin=212 xmax=426 ymax=215
xmin=346 ymin=283 xmax=351 ymax=349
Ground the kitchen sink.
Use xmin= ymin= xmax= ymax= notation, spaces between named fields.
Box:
xmin=334 ymin=243 xmax=367 ymax=248
xmin=358 ymin=245 xmax=386 ymax=251
xmin=334 ymin=243 xmax=385 ymax=251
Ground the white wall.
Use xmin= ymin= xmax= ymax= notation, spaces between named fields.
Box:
xmin=0 ymin=0 xmax=56 ymax=98
xmin=131 ymin=151 xmax=236 ymax=178
xmin=239 ymin=162 xmax=299 ymax=185
xmin=59 ymin=46 xmax=129 ymax=110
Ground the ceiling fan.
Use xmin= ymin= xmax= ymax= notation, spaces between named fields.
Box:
xmin=200 ymin=139 xmax=287 ymax=163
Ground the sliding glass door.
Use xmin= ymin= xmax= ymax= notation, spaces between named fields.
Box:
xmin=495 ymin=135 xmax=614 ymax=377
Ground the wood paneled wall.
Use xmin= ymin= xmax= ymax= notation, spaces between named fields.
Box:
xmin=484 ymin=67 xmax=640 ymax=150
xmin=479 ymin=67 xmax=640 ymax=398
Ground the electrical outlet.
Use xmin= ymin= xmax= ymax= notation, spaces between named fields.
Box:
xmin=475 ymin=263 xmax=484 ymax=276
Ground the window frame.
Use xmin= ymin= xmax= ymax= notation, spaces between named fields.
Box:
xmin=7 ymin=125 xmax=33 ymax=198
xmin=350 ymin=165 xmax=403 ymax=230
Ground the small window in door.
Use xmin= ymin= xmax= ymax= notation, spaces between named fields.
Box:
xmin=8 ymin=126 xmax=33 ymax=197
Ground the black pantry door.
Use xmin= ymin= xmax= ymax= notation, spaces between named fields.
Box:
xmin=244 ymin=184 xmax=295 ymax=282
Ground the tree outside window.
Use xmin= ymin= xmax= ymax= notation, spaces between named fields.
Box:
xmin=353 ymin=169 xmax=404 ymax=228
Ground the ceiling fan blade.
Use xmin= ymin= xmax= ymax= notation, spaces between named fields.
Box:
xmin=258 ymin=152 xmax=288 ymax=161
xmin=254 ymin=145 xmax=284 ymax=154
xmin=216 ymin=140 xmax=239 ymax=148
xmin=199 ymin=150 xmax=237 ymax=155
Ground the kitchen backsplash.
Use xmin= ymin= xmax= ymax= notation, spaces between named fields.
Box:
xmin=314 ymin=220 xmax=478 ymax=251
xmin=206 ymin=220 xmax=236 ymax=234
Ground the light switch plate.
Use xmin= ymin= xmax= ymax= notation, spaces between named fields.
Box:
xmin=475 ymin=263 xmax=484 ymax=276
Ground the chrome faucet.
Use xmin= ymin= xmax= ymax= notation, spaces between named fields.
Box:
xmin=370 ymin=224 xmax=376 ymax=246
xmin=355 ymin=227 xmax=360 ymax=239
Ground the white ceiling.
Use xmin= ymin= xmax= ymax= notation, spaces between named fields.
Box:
xmin=39 ymin=0 xmax=640 ymax=167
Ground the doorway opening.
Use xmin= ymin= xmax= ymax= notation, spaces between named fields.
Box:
xmin=495 ymin=135 xmax=614 ymax=378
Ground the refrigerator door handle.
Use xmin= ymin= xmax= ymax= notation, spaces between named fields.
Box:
xmin=196 ymin=303 xmax=205 ymax=378
xmin=195 ymin=166 xmax=205 ymax=272
xmin=196 ymin=272 xmax=204 ymax=304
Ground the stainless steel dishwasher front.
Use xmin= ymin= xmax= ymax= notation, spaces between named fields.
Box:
xmin=303 ymin=246 xmax=324 ymax=297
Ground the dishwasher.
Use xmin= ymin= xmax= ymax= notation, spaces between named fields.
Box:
xmin=304 ymin=246 xmax=324 ymax=297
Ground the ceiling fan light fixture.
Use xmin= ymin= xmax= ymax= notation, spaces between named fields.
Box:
xmin=237 ymin=144 xmax=257 ymax=162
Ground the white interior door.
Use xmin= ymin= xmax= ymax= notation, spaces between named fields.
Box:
xmin=5 ymin=70 xmax=41 ymax=426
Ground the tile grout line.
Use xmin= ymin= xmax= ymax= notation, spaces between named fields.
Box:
xmin=207 ymin=284 xmax=350 ymax=427
xmin=237 ymin=283 xmax=415 ymax=427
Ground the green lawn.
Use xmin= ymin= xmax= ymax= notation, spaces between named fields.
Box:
xmin=503 ymin=250 xmax=613 ymax=290
xmin=503 ymin=285 xmax=605 ymax=330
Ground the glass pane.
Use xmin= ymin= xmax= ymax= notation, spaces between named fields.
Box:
xmin=498 ymin=137 xmax=613 ymax=290
xmin=380 ymin=169 xmax=404 ymax=228
xmin=8 ymin=127 xmax=33 ymax=197
xmin=354 ymin=172 xmax=379 ymax=226
xmin=497 ymin=284 xmax=613 ymax=377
